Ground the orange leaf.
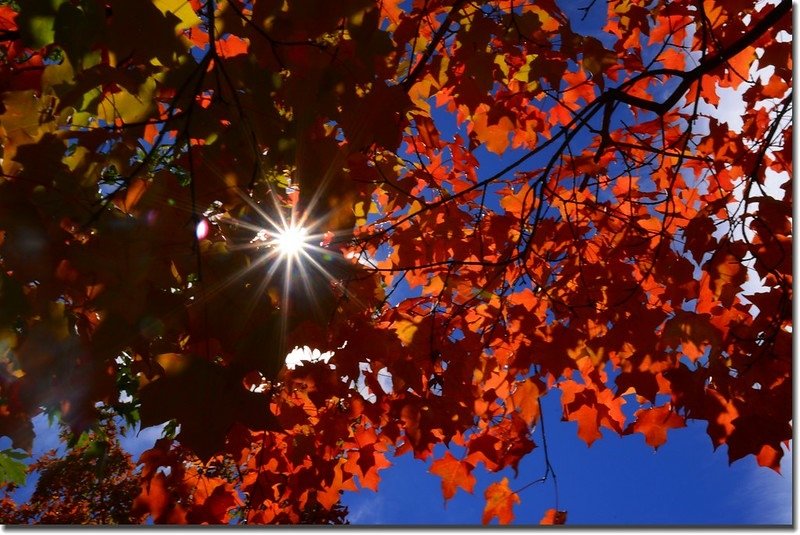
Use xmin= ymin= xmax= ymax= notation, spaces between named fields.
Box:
xmin=510 ymin=378 xmax=542 ymax=426
xmin=482 ymin=477 xmax=519 ymax=525
xmin=412 ymin=113 xmax=442 ymax=150
xmin=379 ymin=0 xmax=404 ymax=27
xmin=500 ymin=187 xmax=531 ymax=218
xmin=0 ymin=6 xmax=16 ymax=32
xmin=316 ymin=460 xmax=358 ymax=509
xmin=540 ymin=508 xmax=568 ymax=525
xmin=703 ymin=249 xmax=746 ymax=307
xmin=472 ymin=108 xmax=515 ymax=155
xmin=625 ymin=404 xmax=686 ymax=449
xmin=132 ymin=473 xmax=187 ymax=523
xmin=570 ymin=404 xmax=602 ymax=445
xmin=345 ymin=444 xmax=392 ymax=492
xmin=115 ymin=178 xmax=149 ymax=213
xmin=188 ymin=482 xmax=241 ymax=524
xmin=430 ymin=451 xmax=476 ymax=501
xmin=560 ymin=380 xmax=626 ymax=447
xmin=217 ymin=35 xmax=249 ymax=58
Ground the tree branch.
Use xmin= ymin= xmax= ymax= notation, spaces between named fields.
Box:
xmin=400 ymin=0 xmax=467 ymax=90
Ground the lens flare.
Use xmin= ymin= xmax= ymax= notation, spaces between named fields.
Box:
xmin=272 ymin=224 xmax=309 ymax=258
xmin=195 ymin=218 xmax=210 ymax=240
xmin=195 ymin=189 xmax=361 ymax=372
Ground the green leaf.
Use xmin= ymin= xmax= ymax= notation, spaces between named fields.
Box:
xmin=84 ymin=438 xmax=109 ymax=460
xmin=53 ymin=0 xmax=104 ymax=70
xmin=153 ymin=0 xmax=202 ymax=31
xmin=0 ymin=449 xmax=28 ymax=487
xmin=17 ymin=0 xmax=68 ymax=49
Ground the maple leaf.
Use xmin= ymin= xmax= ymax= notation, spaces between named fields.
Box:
xmin=702 ymin=248 xmax=747 ymax=308
xmin=344 ymin=443 xmax=392 ymax=492
xmin=540 ymin=508 xmax=568 ymax=525
xmin=430 ymin=451 xmax=476 ymax=502
xmin=482 ymin=477 xmax=520 ymax=525
xmin=187 ymin=482 xmax=241 ymax=524
xmin=0 ymin=0 xmax=792 ymax=525
xmin=379 ymin=0 xmax=403 ymax=27
xmin=0 ymin=6 xmax=15 ymax=32
xmin=560 ymin=380 xmax=626 ymax=447
xmin=133 ymin=472 xmax=187 ymax=524
xmin=138 ymin=353 xmax=280 ymax=460
xmin=466 ymin=415 xmax=535 ymax=474
xmin=581 ymin=37 xmax=617 ymax=89
xmin=624 ymin=405 xmax=686 ymax=449
xmin=725 ymin=414 xmax=792 ymax=472
xmin=472 ymin=111 xmax=515 ymax=155
xmin=217 ymin=35 xmax=249 ymax=58
xmin=510 ymin=378 xmax=543 ymax=426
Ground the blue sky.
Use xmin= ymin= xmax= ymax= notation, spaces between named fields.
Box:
xmin=341 ymin=391 xmax=792 ymax=525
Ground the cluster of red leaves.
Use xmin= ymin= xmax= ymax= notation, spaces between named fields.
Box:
xmin=0 ymin=0 xmax=791 ymax=525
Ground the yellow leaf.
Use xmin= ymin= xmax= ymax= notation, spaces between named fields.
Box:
xmin=391 ymin=319 xmax=419 ymax=345
xmin=155 ymin=353 xmax=190 ymax=376
xmin=98 ymin=77 xmax=157 ymax=125
xmin=154 ymin=0 xmax=202 ymax=31
xmin=494 ymin=56 xmax=510 ymax=78
xmin=354 ymin=201 xmax=367 ymax=226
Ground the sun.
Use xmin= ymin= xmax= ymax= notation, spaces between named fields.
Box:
xmin=271 ymin=223 xmax=309 ymax=259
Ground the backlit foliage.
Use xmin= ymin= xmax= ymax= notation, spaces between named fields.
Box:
xmin=0 ymin=0 xmax=791 ymax=525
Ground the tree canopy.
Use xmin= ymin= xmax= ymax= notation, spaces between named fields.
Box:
xmin=0 ymin=0 xmax=792 ymax=525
